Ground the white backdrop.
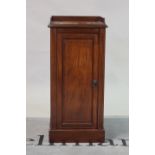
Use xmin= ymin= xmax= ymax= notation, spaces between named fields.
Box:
xmin=26 ymin=0 xmax=128 ymax=117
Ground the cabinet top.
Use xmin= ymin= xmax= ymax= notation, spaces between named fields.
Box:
xmin=48 ymin=16 xmax=107 ymax=28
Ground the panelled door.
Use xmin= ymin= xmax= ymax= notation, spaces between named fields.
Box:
xmin=56 ymin=29 xmax=99 ymax=129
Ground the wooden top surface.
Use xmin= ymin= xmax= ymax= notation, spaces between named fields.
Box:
xmin=48 ymin=16 xmax=107 ymax=28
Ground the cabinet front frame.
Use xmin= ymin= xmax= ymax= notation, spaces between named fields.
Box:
xmin=50 ymin=28 xmax=105 ymax=130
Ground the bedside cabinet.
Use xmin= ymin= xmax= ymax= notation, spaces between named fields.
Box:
xmin=48 ymin=16 xmax=107 ymax=143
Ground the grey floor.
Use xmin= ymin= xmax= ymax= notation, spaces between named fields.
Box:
xmin=26 ymin=117 xmax=129 ymax=155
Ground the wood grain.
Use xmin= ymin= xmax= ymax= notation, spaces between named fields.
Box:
xmin=49 ymin=16 xmax=107 ymax=143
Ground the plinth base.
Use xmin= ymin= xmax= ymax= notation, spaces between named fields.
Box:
xmin=49 ymin=129 xmax=105 ymax=143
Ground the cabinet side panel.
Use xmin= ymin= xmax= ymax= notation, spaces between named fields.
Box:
xmin=50 ymin=28 xmax=57 ymax=129
xmin=98 ymin=28 xmax=106 ymax=129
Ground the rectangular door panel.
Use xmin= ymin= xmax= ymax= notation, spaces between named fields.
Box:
xmin=56 ymin=32 xmax=99 ymax=129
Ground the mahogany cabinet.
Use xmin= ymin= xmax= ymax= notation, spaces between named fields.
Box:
xmin=48 ymin=16 xmax=107 ymax=143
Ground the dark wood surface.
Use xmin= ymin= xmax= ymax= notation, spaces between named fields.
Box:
xmin=48 ymin=16 xmax=107 ymax=28
xmin=49 ymin=16 xmax=107 ymax=143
